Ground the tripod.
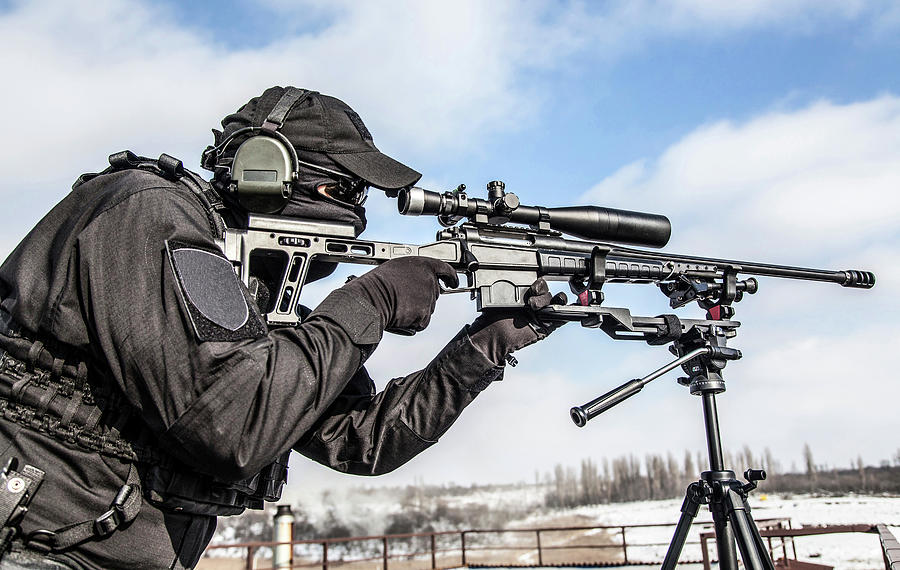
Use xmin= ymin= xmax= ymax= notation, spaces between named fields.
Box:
xmin=570 ymin=318 xmax=776 ymax=569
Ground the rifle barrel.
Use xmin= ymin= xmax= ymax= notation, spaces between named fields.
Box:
xmin=453 ymin=226 xmax=875 ymax=289
xmin=606 ymin=245 xmax=876 ymax=288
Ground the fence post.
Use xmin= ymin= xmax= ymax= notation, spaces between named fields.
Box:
xmin=461 ymin=531 xmax=467 ymax=567
xmin=621 ymin=527 xmax=628 ymax=564
xmin=701 ymin=535 xmax=711 ymax=570
xmin=431 ymin=533 xmax=437 ymax=569
xmin=789 ymin=520 xmax=798 ymax=560
xmin=383 ymin=537 xmax=389 ymax=570
xmin=245 ymin=545 xmax=255 ymax=570
xmin=535 ymin=530 xmax=543 ymax=566
xmin=322 ymin=541 xmax=328 ymax=570
xmin=273 ymin=505 xmax=295 ymax=569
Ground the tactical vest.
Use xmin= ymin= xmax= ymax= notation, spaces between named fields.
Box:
xmin=0 ymin=152 xmax=288 ymax=551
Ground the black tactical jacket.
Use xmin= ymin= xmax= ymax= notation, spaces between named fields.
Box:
xmin=0 ymin=166 xmax=501 ymax=569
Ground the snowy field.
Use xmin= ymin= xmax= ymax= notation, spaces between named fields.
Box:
xmin=204 ymin=492 xmax=899 ymax=569
xmin=515 ymin=494 xmax=900 ymax=568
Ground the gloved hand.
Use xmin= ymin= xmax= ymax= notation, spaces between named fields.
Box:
xmin=341 ymin=257 xmax=459 ymax=335
xmin=467 ymin=279 xmax=568 ymax=365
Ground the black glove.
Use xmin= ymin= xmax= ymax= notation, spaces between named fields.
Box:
xmin=467 ymin=279 xmax=568 ymax=365
xmin=341 ymin=257 xmax=459 ymax=335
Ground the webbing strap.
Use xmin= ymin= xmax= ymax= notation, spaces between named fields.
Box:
xmin=177 ymin=167 xmax=227 ymax=238
xmin=0 ymin=310 xmax=14 ymax=336
xmin=84 ymin=150 xmax=227 ymax=239
xmin=262 ymin=87 xmax=311 ymax=131
xmin=0 ymin=459 xmax=44 ymax=553
xmin=26 ymin=464 xmax=141 ymax=552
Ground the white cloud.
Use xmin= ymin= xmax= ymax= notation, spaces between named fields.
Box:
xmin=1 ymin=0 xmax=899 ymax=490
xmin=0 ymin=0 xmax=581 ymax=179
xmin=657 ymin=0 xmax=869 ymax=31
xmin=574 ymin=95 xmax=900 ymax=478
xmin=583 ymin=96 xmax=900 ymax=263
xmin=0 ymin=0 xmax=590 ymax=256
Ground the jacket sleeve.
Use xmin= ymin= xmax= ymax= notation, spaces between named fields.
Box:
xmin=76 ymin=187 xmax=378 ymax=480
xmin=293 ymin=326 xmax=503 ymax=475
xmin=75 ymin=186 xmax=501 ymax=481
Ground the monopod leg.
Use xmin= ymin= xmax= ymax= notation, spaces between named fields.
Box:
xmin=661 ymin=482 xmax=704 ymax=570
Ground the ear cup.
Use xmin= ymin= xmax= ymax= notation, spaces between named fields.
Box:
xmin=230 ymin=136 xmax=295 ymax=214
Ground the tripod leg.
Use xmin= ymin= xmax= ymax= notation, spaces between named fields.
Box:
xmin=746 ymin=515 xmax=776 ymax=568
xmin=708 ymin=490 xmax=739 ymax=570
xmin=723 ymin=487 xmax=775 ymax=570
xmin=713 ymin=515 xmax=739 ymax=570
xmin=662 ymin=482 xmax=704 ymax=570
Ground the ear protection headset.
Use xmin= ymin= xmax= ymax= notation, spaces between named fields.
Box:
xmin=201 ymin=88 xmax=363 ymax=214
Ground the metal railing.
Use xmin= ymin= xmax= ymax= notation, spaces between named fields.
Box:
xmin=201 ymin=517 xmax=794 ymax=569
xmin=878 ymin=524 xmax=900 ymax=570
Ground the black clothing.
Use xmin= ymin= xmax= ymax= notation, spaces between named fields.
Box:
xmin=467 ymin=279 xmax=568 ymax=366
xmin=339 ymin=257 xmax=459 ymax=335
xmin=0 ymin=167 xmax=502 ymax=568
xmin=211 ymin=87 xmax=422 ymax=190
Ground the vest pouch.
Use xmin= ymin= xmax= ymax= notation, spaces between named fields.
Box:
xmin=142 ymin=463 xmax=255 ymax=516
xmin=232 ymin=451 xmax=289 ymax=503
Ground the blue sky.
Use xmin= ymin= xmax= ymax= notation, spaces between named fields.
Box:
xmin=0 ymin=1 xmax=898 ymax=494
xmin=154 ymin=0 xmax=900 ymax=193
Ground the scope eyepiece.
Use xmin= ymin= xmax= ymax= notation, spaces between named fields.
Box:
xmin=398 ymin=185 xmax=672 ymax=248
xmin=398 ymin=187 xmax=439 ymax=216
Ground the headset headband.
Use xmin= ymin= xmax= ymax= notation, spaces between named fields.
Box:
xmin=201 ymin=89 xmax=351 ymax=181
xmin=262 ymin=88 xmax=311 ymax=131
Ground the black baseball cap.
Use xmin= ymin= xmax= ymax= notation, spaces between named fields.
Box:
xmin=217 ymin=86 xmax=421 ymax=190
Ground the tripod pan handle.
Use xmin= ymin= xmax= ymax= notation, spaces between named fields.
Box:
xmin=571 ymin=379 xmax=644 ymax=427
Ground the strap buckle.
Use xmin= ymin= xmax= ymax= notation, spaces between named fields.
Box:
xmin=92 ymin=484 xmax=134 ymax=537
xmin=24 ymin=529 xmax=56 ymax=553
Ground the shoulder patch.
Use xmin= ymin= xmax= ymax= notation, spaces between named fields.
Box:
xmin=166 ymin=241 xmax=267 ymax=342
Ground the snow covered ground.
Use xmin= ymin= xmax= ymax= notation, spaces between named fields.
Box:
xmin=207 ymin=490 xmax=900 ymax=569
xmin=516 ymin=494 xmax=900 ymax=568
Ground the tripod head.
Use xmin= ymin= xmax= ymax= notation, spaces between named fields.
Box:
xmin=569 ymin=316 xmax=742 ymax=427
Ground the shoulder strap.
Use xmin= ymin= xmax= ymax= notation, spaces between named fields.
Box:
xmin=74 ymin=151 xmax=227 ymax=238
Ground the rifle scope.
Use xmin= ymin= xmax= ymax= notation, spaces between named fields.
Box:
xmin=398 ymin=182 xmax=672 ymax=248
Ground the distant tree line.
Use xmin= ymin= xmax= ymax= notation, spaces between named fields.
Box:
xmin=213 ymin=445 xmax=900 ymax=547
xmin=544 ymin=445 xmax=900 ymax=508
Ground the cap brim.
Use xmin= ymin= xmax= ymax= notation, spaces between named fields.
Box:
xmin=329 ymin=150 xmax=421 ymax=190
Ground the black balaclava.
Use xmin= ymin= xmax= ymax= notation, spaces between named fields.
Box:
xmin=282 ymin=150 xmax=367 ymax=236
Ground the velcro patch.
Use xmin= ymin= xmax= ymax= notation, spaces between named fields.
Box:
xmin=345 ymin=110 xmax=373 ymax=141
xmin=167 ymin=241 xmax=267 ymax=342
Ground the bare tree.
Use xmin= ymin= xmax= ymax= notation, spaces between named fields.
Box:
xmin=856 ymin=455 xmax=867 ymax=491
xmin=763 ymin=447 xmax=777 ymax=476
xmin=803 ymin=442 xmax=818 ymax=488
xmin=683 ymin=450 xmax=695 ymax=480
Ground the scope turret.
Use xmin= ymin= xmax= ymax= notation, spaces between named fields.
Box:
xmin=398 ymin=182 xmax=672 ymax=248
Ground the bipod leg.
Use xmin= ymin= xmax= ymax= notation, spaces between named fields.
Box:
xmin=662 ymin=481 xmax=705 ymax=570
xmin=721 ymin=483 xmax=775 ymax=570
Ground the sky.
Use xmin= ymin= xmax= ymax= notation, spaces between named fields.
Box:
xmin=0 ymin=0 xmax=898 ymax=500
